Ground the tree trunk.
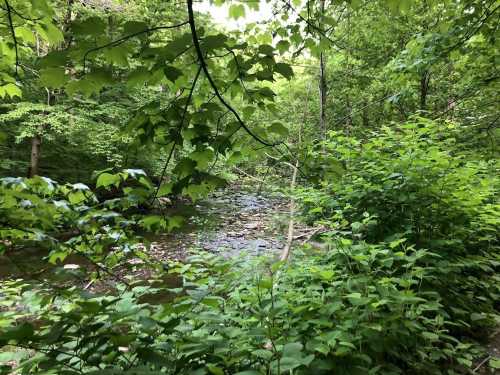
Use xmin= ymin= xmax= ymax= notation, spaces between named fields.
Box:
xmin=420 ymin=70 xmax=430 ymax=111
xmin=318 ymin=0 xmax=327 ymax=139
xmin=280 ymin=159 xmax=298 ymax=262
xmin=319 ymin=53 xmax=327 ymax=138
xmin=28 ymin=135 xmax=41 ymax=178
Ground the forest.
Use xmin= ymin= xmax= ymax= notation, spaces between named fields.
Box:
xmin=0 ymin=0 xmax=499 ymax=374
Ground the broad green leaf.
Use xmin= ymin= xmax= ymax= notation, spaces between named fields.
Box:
xmin=0 ymin=83 xmax=22 ymax=98
xmin=15 ymin=26 xmax=36 ymax=44
xmin=275 ymin=62 xmax=293 ymax=79
xmin=157 ymin=183 xmax=173 ymax=197
xmin=163 ymin=66 xmax=183 ymax=83
xmin=229 ymin=4 xmax=245 ymax=20
xmin=96 ymin=172 xmax=121 ymax=188
xmin=268 ymin=121 xmax=288 ymax=136
xmin=40 ymin=67 xmax=68 ymax=88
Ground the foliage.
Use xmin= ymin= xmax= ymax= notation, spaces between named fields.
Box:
xmin=0 ymin=0 xmax=499 ymax=374
xmin=0 ymin=170 xmax=168 ymax=267
xmin=300 ymin=118 xmax=499 ymax=246
xmin=297 ymin=117 xmax=500 ymax=343
xmin=0 ymin=241 xmax=497 ymax=374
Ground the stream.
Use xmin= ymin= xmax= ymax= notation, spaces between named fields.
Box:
xmin=147 ymin=187 xmax=290 ymax=261
xmin=0 ymin=186 xmax=295 ymax=284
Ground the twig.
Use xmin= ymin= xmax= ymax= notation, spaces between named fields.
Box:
xmin=233 ymin=166 xmax=265 ymax=183
xmin=293 ymin=226 xmax=325 ymax=242
xmin=472 ymin=355 xmax=491 ymax=373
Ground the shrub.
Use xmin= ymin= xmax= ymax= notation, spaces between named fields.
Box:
xmin=1 ymin=245 xmax=492 ymax=374
xmin=297 ymin=117 xmax=500 ymax=343
xmin=300 ymin=118 xmax=498 ymax=249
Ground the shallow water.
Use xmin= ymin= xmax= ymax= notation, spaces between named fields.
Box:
xmin=147 ymin=188 xmax=288 ymax=260
xmin=0 ymin=187 xmax=288 ymax=290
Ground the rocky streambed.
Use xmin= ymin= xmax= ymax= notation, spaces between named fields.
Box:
xmin=147 ymin=187 xmax=295 ymax=261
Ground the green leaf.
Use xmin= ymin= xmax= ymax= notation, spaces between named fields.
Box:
xmin=68 ymin=190 xmax=86 ymax=204
xmin=72 ymin=17 xmax=106 ymax=36
xmin=0 ymin=83 xmax=22 ymax=98
xmin=276 ymin=40 xmax=291 ymax=54
xmin=163 ymin=66 xmax=183 ymax=83
xmin=489 ymin=358 xmax=500 ymax=369
xmin=96 ymin=172 xmax=121 ymax=188
xmin=157 ymin=183 xmax=173 ymax=197
xmin=207 ymin=364 xmax=224 ymax=375
xmin=203 ymin=34 xmax=228 ymax=50
xmin=283 ymin=342 xmax=303 ymax=357
xmin=40 ymin=67 xmax=68 ymax=88
xmin=257 ymin=87 xmax=275 ymax=99
xmin=103 ymin=46 xmax=129 ymax=67
xmin=190 ymin=148 xmax=214 ymax=170
xmin=422 ymin=332 xmax=439 ymax=341
xmin=15 ymin=26 xmax=36 ymax=44
xmin=141 ymin=215 xmax=166 ymax=230
xmin=127 ymin=67 xmax=150 ymax=88
xmin=123 ymin=21 xmax=148 ymax=34
xmin=0 ymin=131 xmax=7 ymax=144
xmin=275 ymin=62 xmax=293 ymax=79
xmin=257 ymin=277 xmax=273 ymax=289
xmin=268 ymin=121 xmax=288 ymax=136
xmin=229 ymin=4 xmax=245 ymax=20
xmin=319 ymin=270 xmax=335 ymax=281
xmin=258 ymin=44 xmax=274 ymax=57
xmin=1 ymin=323 xmax=34 ymax=342
xmin=36 ymin=22 xmax=64 ymax=45
xmin=201 ymin=297 xmax=222 ymax=309
xmin=167 ymin=216 xmax=184 ymax=231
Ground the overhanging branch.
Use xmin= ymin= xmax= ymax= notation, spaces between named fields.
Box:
xmin=186 ymin=0 xmax=280 ymax=147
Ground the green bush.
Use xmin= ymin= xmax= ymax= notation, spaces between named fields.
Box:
xmin=1 ymin=146 xmax=498 ymax=374
xmin=1 ymin=243 xmax=497 ymax=374
xmin=300 ymin=118 xmax=498 ymax=249
xmin=297 ymin=117 xmax=500 ymax=341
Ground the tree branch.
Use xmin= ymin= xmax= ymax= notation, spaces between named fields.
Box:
xmin=3 ymin=0 xmax=19 ymax=75
xmin=187 ymin=0 xmax=279 ymax=147
xmin=83 ymin=21 xmax=189 ymax=69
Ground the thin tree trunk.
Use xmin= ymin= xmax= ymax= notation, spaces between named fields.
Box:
xmin=280 ymin=82 xmax=311 ymax=262
xmin=27 ymin=1 xmax=73 ymax=178
xmin=280 ymin=159 xmax=298 ymax=261
xmin=28 ymin=135 xmax=41 ymax=178
xmin=420 ymin=70 xmax=430 ymax=111
xmin=344 ymin=6 xmax=352 ymax=135
xmin=319 ymin=53 xmax=327 ymax=138
xmin=318 ymin=0 xmax=327 ymax=139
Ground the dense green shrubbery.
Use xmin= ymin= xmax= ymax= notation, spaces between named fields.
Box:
xmin=0 ymin=244 xmax=494 ymax=375
xmin=1 ymin=120 xmax=499 ymax=374
xmin=297 ymin=117 xmax=500 ymax=357
xmin=299 ymin=118 xmax=498 ymax=248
